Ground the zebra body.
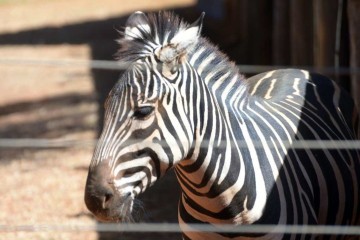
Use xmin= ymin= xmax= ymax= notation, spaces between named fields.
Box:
xmin=84 ymin=12 xmax=360 ymax=239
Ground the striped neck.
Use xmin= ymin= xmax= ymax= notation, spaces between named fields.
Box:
xmin=174 ymin=38 xmax=251 ymax=224
xmin=184 ymin=37 xmax=248 ymax=162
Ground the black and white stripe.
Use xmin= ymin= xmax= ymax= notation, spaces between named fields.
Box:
xmin=85 ymin=11 xmax=360 ymax=239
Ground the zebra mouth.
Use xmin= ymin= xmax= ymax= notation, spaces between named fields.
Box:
xmin=93 ymin=193 xmax=135 ymax=223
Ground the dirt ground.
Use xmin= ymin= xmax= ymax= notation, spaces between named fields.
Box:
xmin=0 ymin=0 xmax=195 ymax=239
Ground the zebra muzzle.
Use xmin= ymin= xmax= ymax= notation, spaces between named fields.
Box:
xmin=84 ymin=171 xmax=114 ymax=216
xmin=84 ymin=160 xmax=134 ymax=222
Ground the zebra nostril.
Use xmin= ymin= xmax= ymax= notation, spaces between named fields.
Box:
xmin=84 ymin=179 xmax=115 ymax=213
xmin=102 ymin=192 xmax=114 ymax=209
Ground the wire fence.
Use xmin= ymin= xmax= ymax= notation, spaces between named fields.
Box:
xmin=1 ymin=223 xmax=360 ymax=236
xmin=1 ymin=138 xmax=360 ymax=150
xmin=1 ymin=57 xmax=360 ymax=75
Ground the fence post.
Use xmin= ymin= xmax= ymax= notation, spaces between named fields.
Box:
xmin=348 ymin=0 xmax=360 ymax=108
xmin=272 ymin=0 xmax=290 ymax=65
xmin=313 ymin=0 xmax=338 ymax=80
xmin=290 ymin=1 xmax=314 ymax=66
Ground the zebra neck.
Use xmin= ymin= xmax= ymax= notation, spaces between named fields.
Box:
xmin=177 ymin=37 xmax=251 ymax=181
xmin=174 ymin=62 xmax=250 ymax=224
xmin=174 ymin=40 xmax=259 ymax=223
xmin=185 ymin=37 xmax=250 ymax=169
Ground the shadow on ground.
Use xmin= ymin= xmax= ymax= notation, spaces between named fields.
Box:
xmin=0 ymin=93 xmax=96 ymax=138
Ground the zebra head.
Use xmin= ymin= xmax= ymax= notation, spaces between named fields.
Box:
xmin=84 ymin=11 xmax=204 ymax=222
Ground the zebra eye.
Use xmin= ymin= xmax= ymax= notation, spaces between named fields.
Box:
xmin=133 ymin=106 xmax=154 ymax=120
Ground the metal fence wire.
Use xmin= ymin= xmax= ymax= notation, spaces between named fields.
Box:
xmin=1 ymin=57 xmax=360 ymax=236
xmin=1 ymin=223 xmax=360 ymax=236
xmin=1 ymin=139 xmax=360 ymax=150
xmin=1 ymin=57 xmax=360 ymax=74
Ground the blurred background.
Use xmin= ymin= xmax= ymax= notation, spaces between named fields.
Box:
xmin=0 ymin=0 xmax=359 ymax=239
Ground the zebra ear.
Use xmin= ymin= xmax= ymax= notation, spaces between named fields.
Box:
xmin=170 ymin=12 xmax=204 ymax=54
xmin=155 ymin=13 xmax=205 ymax=66
xmin=124 ymin=11 xmax=151 ymax=40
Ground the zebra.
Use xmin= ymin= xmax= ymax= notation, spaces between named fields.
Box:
xmin=84 ymin=11 xmax=360 ymax=239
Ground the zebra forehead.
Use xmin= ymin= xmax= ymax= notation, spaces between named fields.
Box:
xmin=116 ymin=12 xmax=188 ymax=62
xmin=109 ymin=66 xmax=159 ymax=99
